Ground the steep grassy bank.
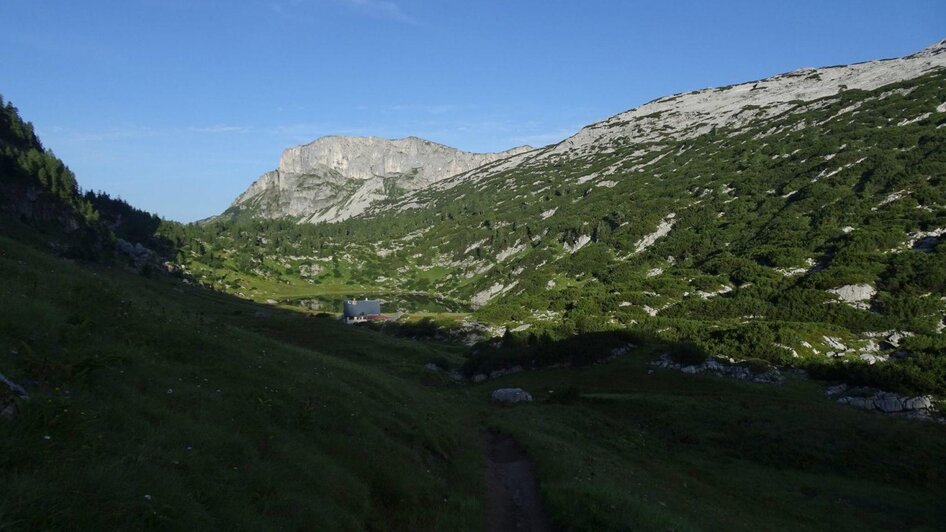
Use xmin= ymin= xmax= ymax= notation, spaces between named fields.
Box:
xmin=0 ymin=232 xmax=483 ymax=530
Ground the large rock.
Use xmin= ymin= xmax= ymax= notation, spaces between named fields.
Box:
xmin=885 ymin=331 xmax=914 ymax=348
xmin=828 ymin=284 xmax=876 ymax=308
xmin=491 ymin=388 xmax=534 ymax=404
xmin=830 ymin=384 xmax=936 ymax=416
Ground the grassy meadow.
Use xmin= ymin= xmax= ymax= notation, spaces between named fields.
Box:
xmin=1 ymin=228 xmax=945 ymax=530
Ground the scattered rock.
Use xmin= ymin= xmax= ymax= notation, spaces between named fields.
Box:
xmin=884 ymin=330 xmax=914 ymax=348
xmin=826 ymin=384 xmax=939 ymax=421
xmin=491 ymin=388 xmax=534 ymax=404
xmin=823 ymin=336 xmax=847 ymax=352
xmin=564 ymin=235 xmax=591 ymax=254
xmin=858 ymin=353 xmax=888 ymax=365
xmin=651 ymin=354 xmax=785 ymax=384
xmin=603 ymin=343 xmax=636 ymax=362
xmin=473 ymin=374 xmax=488 ymax=384
xmin=298 ymin=264 xmax=322 ymax=278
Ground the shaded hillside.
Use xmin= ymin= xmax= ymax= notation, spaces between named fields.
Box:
xmin=0 ymin=97 xmax=96 ymax=242
xmin=1 ymin=95 xmax=183 ymax=265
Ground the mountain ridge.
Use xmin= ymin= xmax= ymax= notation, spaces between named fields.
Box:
xmin=370 ymin=38 xmax=946 ymax=209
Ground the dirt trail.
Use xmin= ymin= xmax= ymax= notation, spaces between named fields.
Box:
xmin=484 ymin=431 xmax=552 ymax=532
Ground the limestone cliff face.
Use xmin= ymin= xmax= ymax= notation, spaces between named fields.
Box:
xmin=227 ymin=136 xmax=532 ymax=223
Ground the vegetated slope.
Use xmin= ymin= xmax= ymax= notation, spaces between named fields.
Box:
xmin=0 ymin=95 xmax=108 ymax=256
xmin=223 ymin=135 xmax=532 ymax=224
xmin=6 ymin=229 xmax=946 ymax=531
xmin=0 ymin=106 xmax=638 ymax=531
xmin=2 ymin=92 xmax=946 ymax=532
xmin=0 ymin=233 xmax=486 ymax=529
xmin=0 ymin=94 xmax=183 ymax=266
xmin=0 ymin=93 xmax=485 ymax=529
xmin=184 ymin=40 xmax=946 ymax=394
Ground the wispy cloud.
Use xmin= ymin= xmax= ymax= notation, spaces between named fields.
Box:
xmin=39 ymin=123 xmax=254 ymax=144
xmin=367 ymin=103 xmax=457 ymax=115
xmin=47 ymin=125 xmax=161 ymax=143
xmin=188 ymin=125 xmax=252 ymax=134
xmin=266 ymin=0 xmax=417 ymax=24
xmin=340 ymin=0 xmax=416 ymax=24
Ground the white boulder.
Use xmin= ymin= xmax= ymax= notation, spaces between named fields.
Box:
xmin=491 ymin=388 xmax=534 ymax=404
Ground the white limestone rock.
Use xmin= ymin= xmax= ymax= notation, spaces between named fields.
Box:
xmin=491 ymin=388 xmax=534 ymax=404
xmin=564 ymin=234 xmax=591 ymax=254
xmin=634 ymin=213 xmax=676 ymax=253
xmin=471 ymin=281 xmax=518 ymax=308
xmin=229 ymin=136 xmax=532 ymax=223
xmin=828 ymin=284 xmax=876 ymax=309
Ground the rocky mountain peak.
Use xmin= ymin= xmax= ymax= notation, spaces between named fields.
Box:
xmin=226 ymin=135 xmax=533 ymax=224
xmin=276 ymin=135 xmax=531 ymax=180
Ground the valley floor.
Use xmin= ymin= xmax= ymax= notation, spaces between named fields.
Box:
xmin=1 ymin=232 xmax=945 ymax=531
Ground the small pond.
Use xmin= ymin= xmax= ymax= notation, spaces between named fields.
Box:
xmin=280 ymin=292 xmax=469 ymax=314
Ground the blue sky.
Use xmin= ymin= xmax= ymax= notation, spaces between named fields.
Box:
xmin=1 ymin=0 xmax=943 ymax=222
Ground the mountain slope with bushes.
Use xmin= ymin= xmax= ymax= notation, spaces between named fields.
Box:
xmin=185 ymin=40 xmax=946 ymax=395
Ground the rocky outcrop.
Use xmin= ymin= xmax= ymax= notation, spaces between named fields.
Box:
xmin=115 ymin=238 xmax=154 ymax=271
xmin=227 ymin=136 xmax=532 ymax=224
xmin=828 ymin=284 xmax=876 ymax=309
xmin=651 ymin=353 xmax=785 ymax=384
xmin=0 ymin=372 xmax=29 ymax=420
xmin=826 ymin=384 xmax=939 ymax=420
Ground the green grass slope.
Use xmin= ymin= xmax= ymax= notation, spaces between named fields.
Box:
xmin=0 ymin=233 xmax=483 ymax=530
